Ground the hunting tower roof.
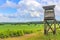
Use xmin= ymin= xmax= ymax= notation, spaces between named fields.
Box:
xmin=43 ymin=5 xmax=55 ymax=10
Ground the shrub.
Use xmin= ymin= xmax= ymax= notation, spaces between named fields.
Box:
xmin=23 ymin=30 xmax=33 ymax=34
xmin=0 ymin=33 xmax=4 ymax=38
xmin=8 ymin=31 xmax=18 ymax=37
xmin=18 ymin=30 xmax=24 ymax=36
xmin=7 ymin=30 xmax=24 ymax=37
xmin=0 ymin=32 xmax=8 ymax=38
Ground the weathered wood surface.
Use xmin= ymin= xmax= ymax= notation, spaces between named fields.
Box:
xmin=43 ymin=5 xmax=56 ymax=35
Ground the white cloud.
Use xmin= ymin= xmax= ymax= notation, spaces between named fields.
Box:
xmin=0 ymin=0 xmax=60 ymax=22
xmin=0 ymin=0 xmax=43 ymax=22
xmin=0 ymin=0 xmax=43 ymax=17
xmin=0 ymin=13 xmax=21 ymax=22
xmin=30 ymin=11 xmax=40 ymax=17
xmin=0 ymin=0 xmax=17 ymax=8
xmin=0 ymin=13 xmax=10 ymax=22
xmin=18 ymin=0 xmax=43 ymax=17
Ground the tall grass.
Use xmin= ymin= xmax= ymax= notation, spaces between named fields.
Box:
xmin=0 ymin=24 xmax=42 ymax=38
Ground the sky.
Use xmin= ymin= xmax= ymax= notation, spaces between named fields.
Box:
xmin=0 ymin=0 xmax=60 ymax=22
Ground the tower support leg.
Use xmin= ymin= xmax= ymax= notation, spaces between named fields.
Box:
xmin=44 ymin=20 xmax=56 ymax=35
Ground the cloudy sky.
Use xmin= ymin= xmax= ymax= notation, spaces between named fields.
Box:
xmin=0 ymin=0 xmax=60 ymax=22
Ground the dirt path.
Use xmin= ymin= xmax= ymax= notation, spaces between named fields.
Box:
xmin=0 ymin=31 xmax=43 ymax=40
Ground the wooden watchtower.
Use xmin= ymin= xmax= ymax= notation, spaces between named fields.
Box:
xmin=43 ymin=5 xmax=56 ymax=35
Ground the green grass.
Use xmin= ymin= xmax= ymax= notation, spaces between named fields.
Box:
xmin=0 ymin=24 xmax=43 ymax=38
xmin=25 ymin=30 xmax=60 ymax=40
xmin=0 ymin=24 xmax=60 ymax=40
xmin=0 ymin=24 xmax=43 ymax=32
xmin=25 ymin=24 xmax=60 ymax=40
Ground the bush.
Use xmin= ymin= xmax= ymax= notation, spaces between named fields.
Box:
xmin=9 ymin=31 xmax=17 ymax=37
xmin=0 ymin=32 xmax=9 ymax=38
xmin=7 ymin=30 xmax=24 ymax=37
xmin=23 ymin=30 xmax=33 ymax=34
xmin=17 ymin=30 xmax=24 ymax=36
xmin=0 ymin=33 xmax=5 ymax=38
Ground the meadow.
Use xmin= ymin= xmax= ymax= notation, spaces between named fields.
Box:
xmin=0 ymin=23 xmax=60 ymax=40
xmin=0 ymin=24 xmax=43 ymax=38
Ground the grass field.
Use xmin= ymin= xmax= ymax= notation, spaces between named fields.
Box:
xmin=0 ymin=24 xmax=42 ymax=32
xmin=0 ymin=24 xmax=43 ymax=38
xmin=0 ymin=24 xmax=60 ymax=40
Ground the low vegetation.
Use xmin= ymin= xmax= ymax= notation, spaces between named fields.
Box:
xmin=0 ymin=24 xmax=43 ymax=38
xmin=0 ymin=23 xmax=60 ymax=40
